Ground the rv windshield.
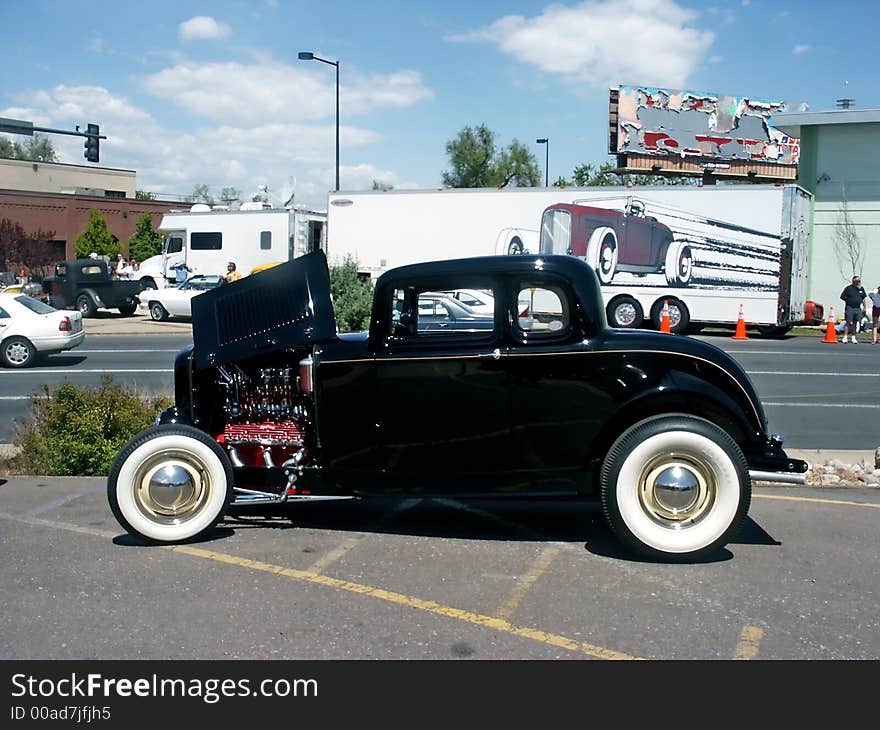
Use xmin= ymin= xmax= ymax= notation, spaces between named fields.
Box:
xmin=163 ymin=235 xmax=183 ymax=255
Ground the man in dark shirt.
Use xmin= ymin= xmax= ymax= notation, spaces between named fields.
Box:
xmin=840 ymin=275 xmax=868 ymax=343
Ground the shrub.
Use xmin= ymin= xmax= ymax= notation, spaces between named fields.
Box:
xmin=329 ymin=255 xmax=374 ymax=332
xmin=8 ymin=376 xmax=172 ymax=476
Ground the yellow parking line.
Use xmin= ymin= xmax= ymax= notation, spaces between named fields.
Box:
xmin=170 ymin=544 xmax=641 ymax=661
xmin=1 ymin=511 xmax=640 ymax=660
xmin=496 ymin=546 xmax=561 ymax=621
xmin=308 ymin=537 xmax=362 ymax=573
xmin=734 ymin=625 xmax=764 ymax=660
xmin=754 ymin=493 xmax=880 ymax=509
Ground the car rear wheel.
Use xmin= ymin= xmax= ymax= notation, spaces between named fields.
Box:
xmin=1 ymin=336 xmax=36 ymax=368
xmin=600 ymin=414 xmax=751 ymax=561
xmin=606 ymin=295 xmax=644 ymax=328
xmin=107 ymin=424 xmax=233 ymax=543
xmin=76 ymin=294 xmax=97 ymax=318
xmin=664 ymin=240 xmax=694 ymax=286
xmin=150 ymin=302 xmax=168 ymax=321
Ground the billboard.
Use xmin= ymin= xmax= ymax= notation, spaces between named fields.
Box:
xmin=611 ymin=85 xmax=800 ymax=166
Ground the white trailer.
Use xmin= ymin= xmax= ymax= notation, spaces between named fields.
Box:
xmin=326 ymin=184 xmax=820 ymax=335
xmin=134 ymin=203 xmax=327 ymax=289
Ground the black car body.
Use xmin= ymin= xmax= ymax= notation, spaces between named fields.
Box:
xmin=108 ymin=251 xmax=807 ymax=560
xmin=43 ymin=259 xmax=141 ymax=316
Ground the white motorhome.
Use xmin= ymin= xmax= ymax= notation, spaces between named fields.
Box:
xmin=134 ymin=203 xmax=327 ymax=289
xmin=325 ymin=185 xmax=821 ymax=335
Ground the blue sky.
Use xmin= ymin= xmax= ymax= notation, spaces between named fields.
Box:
xmin=1 ymin=0 xmax=876 ymax=209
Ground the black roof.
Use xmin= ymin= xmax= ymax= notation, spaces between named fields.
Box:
xmin=376 ymin=254 xmax=596 ymax=285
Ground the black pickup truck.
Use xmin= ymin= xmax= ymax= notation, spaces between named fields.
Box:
xmin=43 ymin=259 xmax=141 ymax=317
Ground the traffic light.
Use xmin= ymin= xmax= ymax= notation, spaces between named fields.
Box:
xmin=84 ymin=123 xmax=99 ymax=163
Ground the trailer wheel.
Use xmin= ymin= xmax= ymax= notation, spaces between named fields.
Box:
xmin=664 ymin=240 xmax=694 ymax=286
xmin=651 ymin=297 xmax=690 ymax=334
xmin=606 ymin=295 xmax=644 ymax=329
xmin=586 ymin=227 xmax=618 ymax=284
xmin=757 ymin=325 xmax=792 ymax=338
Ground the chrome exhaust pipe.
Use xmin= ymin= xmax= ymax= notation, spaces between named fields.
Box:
xmin=748 ymin=469 xmax=806 ymax=485
xmin=228 ymin=446 xmax=245 ymax=467
xmin=262 ymin=445 xmax=275 ymax=468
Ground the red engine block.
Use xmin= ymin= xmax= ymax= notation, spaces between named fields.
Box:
xmin=221 ymin=420 xmax=304 ymax=445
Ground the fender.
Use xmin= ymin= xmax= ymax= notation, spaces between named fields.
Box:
xmin=77 ymin=287 xmax=104 ymax=308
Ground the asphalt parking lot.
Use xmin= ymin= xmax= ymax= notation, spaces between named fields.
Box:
xmin=1 ymin=476 xmax=878 ymax=660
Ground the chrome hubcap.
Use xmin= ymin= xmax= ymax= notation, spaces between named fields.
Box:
xmin=615 ymin=303 xmax=637 ymax=326
xmin=639 ymin=454 xmax=715 ymax=527
xmin=6 ymin=342 xmax=29 ymax=364
xmin=133 ymin=451 xmax=211 ymax=524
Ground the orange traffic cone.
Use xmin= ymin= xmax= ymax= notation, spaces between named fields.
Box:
xmin=659 ymin=300 xmax=671 ymax=333
xmin=732 ymin=304 xmax=748 ymax=340
xmin=823 ymin=306 xmax=838 ymax=344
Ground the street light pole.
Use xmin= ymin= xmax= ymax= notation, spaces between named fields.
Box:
xmin=298 ymin=52 xmax=340 ymax=191
xmin=536 ymin=138 xmax=548 ymax=187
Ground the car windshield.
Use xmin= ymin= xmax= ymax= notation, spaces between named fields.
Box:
xmin=15 ymin=295 xmax=56 ymax=315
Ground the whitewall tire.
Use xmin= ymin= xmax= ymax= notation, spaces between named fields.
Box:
xmin=600 ymin=415 xmax=750 ymax=561
xmin=107 ymin=424 xmax=233 ymax=543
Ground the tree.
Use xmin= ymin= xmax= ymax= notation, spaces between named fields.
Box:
xmin=0 ymin=218 xmax=58 ymax=277
xmin=0 ymin=133 xmax=58 ymax=162
xmin=555 ymin=161 xmax=697 ymax=187
xmin=191 ymin=184 xmax=214 ymax=206
xmin=220 ymin=187 xmax=241 ymax=205
xmin=442 ymin=124 xmax=541 ymax=188
xmin=128 ymin=213 xmax=163 ymax=263
xmin=135 ymin=190 xmax=156 ymax=200
xmin=329 ymin=256 xmax=374 ymax=332
xmin=832 ymin=184 xmax=865 ymax=280
xmin=74 ymin=209 xmax=119 ymax=259
xmin=372 ymin=180 xmax=394 ymax=190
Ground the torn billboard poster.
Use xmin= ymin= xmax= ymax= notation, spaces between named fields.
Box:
xmin=614 ymin=85 xmax=800 ymax=165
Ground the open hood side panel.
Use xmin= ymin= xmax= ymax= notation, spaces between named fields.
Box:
xmin=190 ymin=251 xmax=337 ymax=370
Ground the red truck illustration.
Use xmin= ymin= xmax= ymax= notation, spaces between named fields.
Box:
xmin=539 ymin=198 xmax=693 ymax=286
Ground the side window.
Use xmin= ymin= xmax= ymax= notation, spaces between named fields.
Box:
xmin=191 ymin=232 xmax=222 ymax=251
xmin=80 ymin=265 xmax=103 ymax=275
xmin=515 ymin=285 xmax=570 ymax=337
xmin=166 ymin=236 xmax=183 ymax=254
xmin=388 ymin=285 xmax=495 ymax=340
xmin=0 ymin=307 xmax=9 ymax=318
xmin=260 ymin=231 xmax=272 ymax=250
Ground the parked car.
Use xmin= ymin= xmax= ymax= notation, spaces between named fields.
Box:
xmin=413 ymin=293 xmax=494 ymax=332
xmin=0 ymin=293 xmax=84 ymax=367
xmin=436 ymin=288 xmax=495 ymax=316
xmin=138 ymin=274 xmax=224 ymax=321
xmin=107 ymin=252 xmax=807 ymax=561
xmin=42 ymin=259 xmax=141 ymax=317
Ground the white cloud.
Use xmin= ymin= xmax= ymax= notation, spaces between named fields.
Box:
xmin=447 ymin=0 xmax=715 ymax=89
xmin=741 ymin=0 xmax=750 ymax=6
xmin=6 ymin=84 xmax=409 ymax=209
xmin=793 ymin=44 xmax=811 ymax=55
xmin=142 ymin=59 xmax=433 ymax=126
xmin=178 ymin=16 xmax=232 ymax=42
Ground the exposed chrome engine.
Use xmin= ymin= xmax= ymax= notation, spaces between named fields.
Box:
xmin=215 ymin=361 xmax=313 ymax=472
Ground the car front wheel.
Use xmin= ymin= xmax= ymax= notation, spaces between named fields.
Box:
xmin=107 ymin=424 xmax=233 ymax=543
xmin=599 ymin=414 xmax=751 ymax=561
xmin=149 ymin=302 xmax=168 ymax=321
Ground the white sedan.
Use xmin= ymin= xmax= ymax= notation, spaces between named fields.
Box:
xmin=138 ymin=275 xmax=224 ymax=321
xmin=0 ymin=293 xmax=85 ymax=367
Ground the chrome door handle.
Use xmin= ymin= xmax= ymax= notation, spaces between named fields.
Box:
xmin=479 ymin=348 xmax=501 ymax=360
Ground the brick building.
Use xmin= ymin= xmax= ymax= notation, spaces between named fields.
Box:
xmin=0 ymin=158 xmax=187 ymax=262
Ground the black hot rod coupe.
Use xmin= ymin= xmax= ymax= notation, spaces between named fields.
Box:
xmin=108 ymin=251 xmax=807 ymax=560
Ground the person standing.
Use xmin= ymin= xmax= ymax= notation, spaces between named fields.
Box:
xmin=170 ymin=261 xmax=192 ymax=285
xmin=869 ymin=285 xmax=880 ymax=345
xmin=225 ymin=261 xmax=243 ymax=283
xmin=840 ymin=275 xmax=868 ymax=343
